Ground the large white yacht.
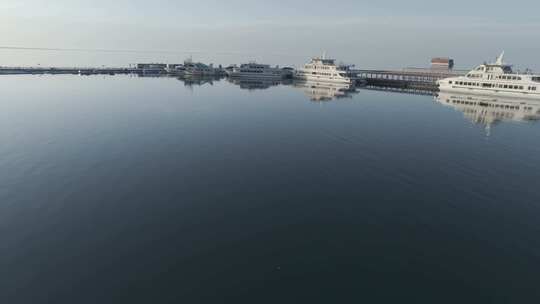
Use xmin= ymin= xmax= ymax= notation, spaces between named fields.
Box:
xmin=295 ymin=55 xmax=357 ymax=84
xmin=228 ymin=63 xmax=285 ymax=79
xmin=438 ymin=52 xmax=540 ymax=99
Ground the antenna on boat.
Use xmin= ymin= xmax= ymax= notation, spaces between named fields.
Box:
xmin=322 ymin=51 xmax=327 ymax=60
xmin=495 ymin=51 xmax=505 ymax=65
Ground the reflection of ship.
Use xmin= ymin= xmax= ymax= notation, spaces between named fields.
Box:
xmin=177 ymin=75 xmax=223 ymax=88
xmin=294 ymin=80 xmax=358 ymax=102
xmin=228 ymin=78 xmax=283 ymax=90
xmin=438 ymin=52 xmax=540 ymax=98
xmin=435 ymin=91 xmax=540 ymax=134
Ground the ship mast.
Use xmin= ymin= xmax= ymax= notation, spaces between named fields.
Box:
xmin=495 ymin=51 xmax=505 ymax=65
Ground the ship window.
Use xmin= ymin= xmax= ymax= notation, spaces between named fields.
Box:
xmin=519 ymin=86 xmax=524 ymax=90
xmin=532 ymin=77 xmax=540 ymax=83
xmin=449 ymin=81 xmax=452 ymax=84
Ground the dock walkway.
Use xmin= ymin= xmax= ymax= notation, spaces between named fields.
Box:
xmin=355 ymin=68 xmax=467 ymax=89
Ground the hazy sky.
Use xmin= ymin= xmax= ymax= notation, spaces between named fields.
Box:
xmin=1 ymin=0 xmax=539 ymax=69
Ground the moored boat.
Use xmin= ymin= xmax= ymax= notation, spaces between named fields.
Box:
xmin=228 ymin=62 xmax=285 ymax=79
xmin=437 ymin=52 xmax=540 ymax=99
xmin=295 ymin=54 xmax=356 ymax=84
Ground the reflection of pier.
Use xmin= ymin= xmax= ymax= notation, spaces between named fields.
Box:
xmin=435 ymin=92 xmax=540 ymax=135
xmin=294 ymin=80 xmax=359 ymax=102
xmin=362 ymin=84 xmax=435 ymax=96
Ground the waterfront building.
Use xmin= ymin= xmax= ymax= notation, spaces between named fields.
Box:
xmin=431 ymin=57 xmax=454 ymax=70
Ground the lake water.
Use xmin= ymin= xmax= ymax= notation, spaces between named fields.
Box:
xmin=1 ymin=75 xmax=540 ymax=303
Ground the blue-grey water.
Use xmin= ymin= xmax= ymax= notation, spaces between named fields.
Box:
xmin=1 ymin=75 xmax=540 ymax=303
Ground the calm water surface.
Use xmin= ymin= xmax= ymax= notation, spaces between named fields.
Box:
xmin=1 ymin=75 xmax=540 ymax=303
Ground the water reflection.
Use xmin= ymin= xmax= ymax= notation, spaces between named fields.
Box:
xmin=178 ymin=75 xmax=223 ymax=87
xmin=225 ymin=77 xmax=360 ymax=102
xmin=227 ymin=78 xmax=286 ymax=90
xmin=435 ymin=92 xmax=540 ymax=134
xmin=293 ymin=80 xmax=359 ymax=102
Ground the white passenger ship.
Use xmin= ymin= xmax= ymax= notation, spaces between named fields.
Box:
xmin=295 ymin=55 xmax=357 ymax=84
xmin=438 ymin=52 xmax=540 ymax=99
xmin=228 ymin=63 xmax=285 ymax=79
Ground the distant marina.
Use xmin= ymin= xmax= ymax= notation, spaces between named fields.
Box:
xmin=2 ymin=53 xmax=539 ymax=99
xmin=0 ymin=54 xmax=466 ymax=91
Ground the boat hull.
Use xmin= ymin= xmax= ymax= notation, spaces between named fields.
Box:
xmin=294 ymin=74 xmax=353 ymax=84
xmin=438 ymin=85 xmax=540 ymax=100
xmin=229 ymin=72 xmax=283 ymax=79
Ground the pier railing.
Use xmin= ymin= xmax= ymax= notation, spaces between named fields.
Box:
xmin=355 ymin=68 xmax=467 ymax=86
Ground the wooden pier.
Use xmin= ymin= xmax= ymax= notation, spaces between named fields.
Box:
xmin=3 ymin=65 xmax=467 ymax=93
xmin=0 ymin=67 xmax=136 ymax=75
xmin=355 ymin=68 xmax=467 ymax=90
